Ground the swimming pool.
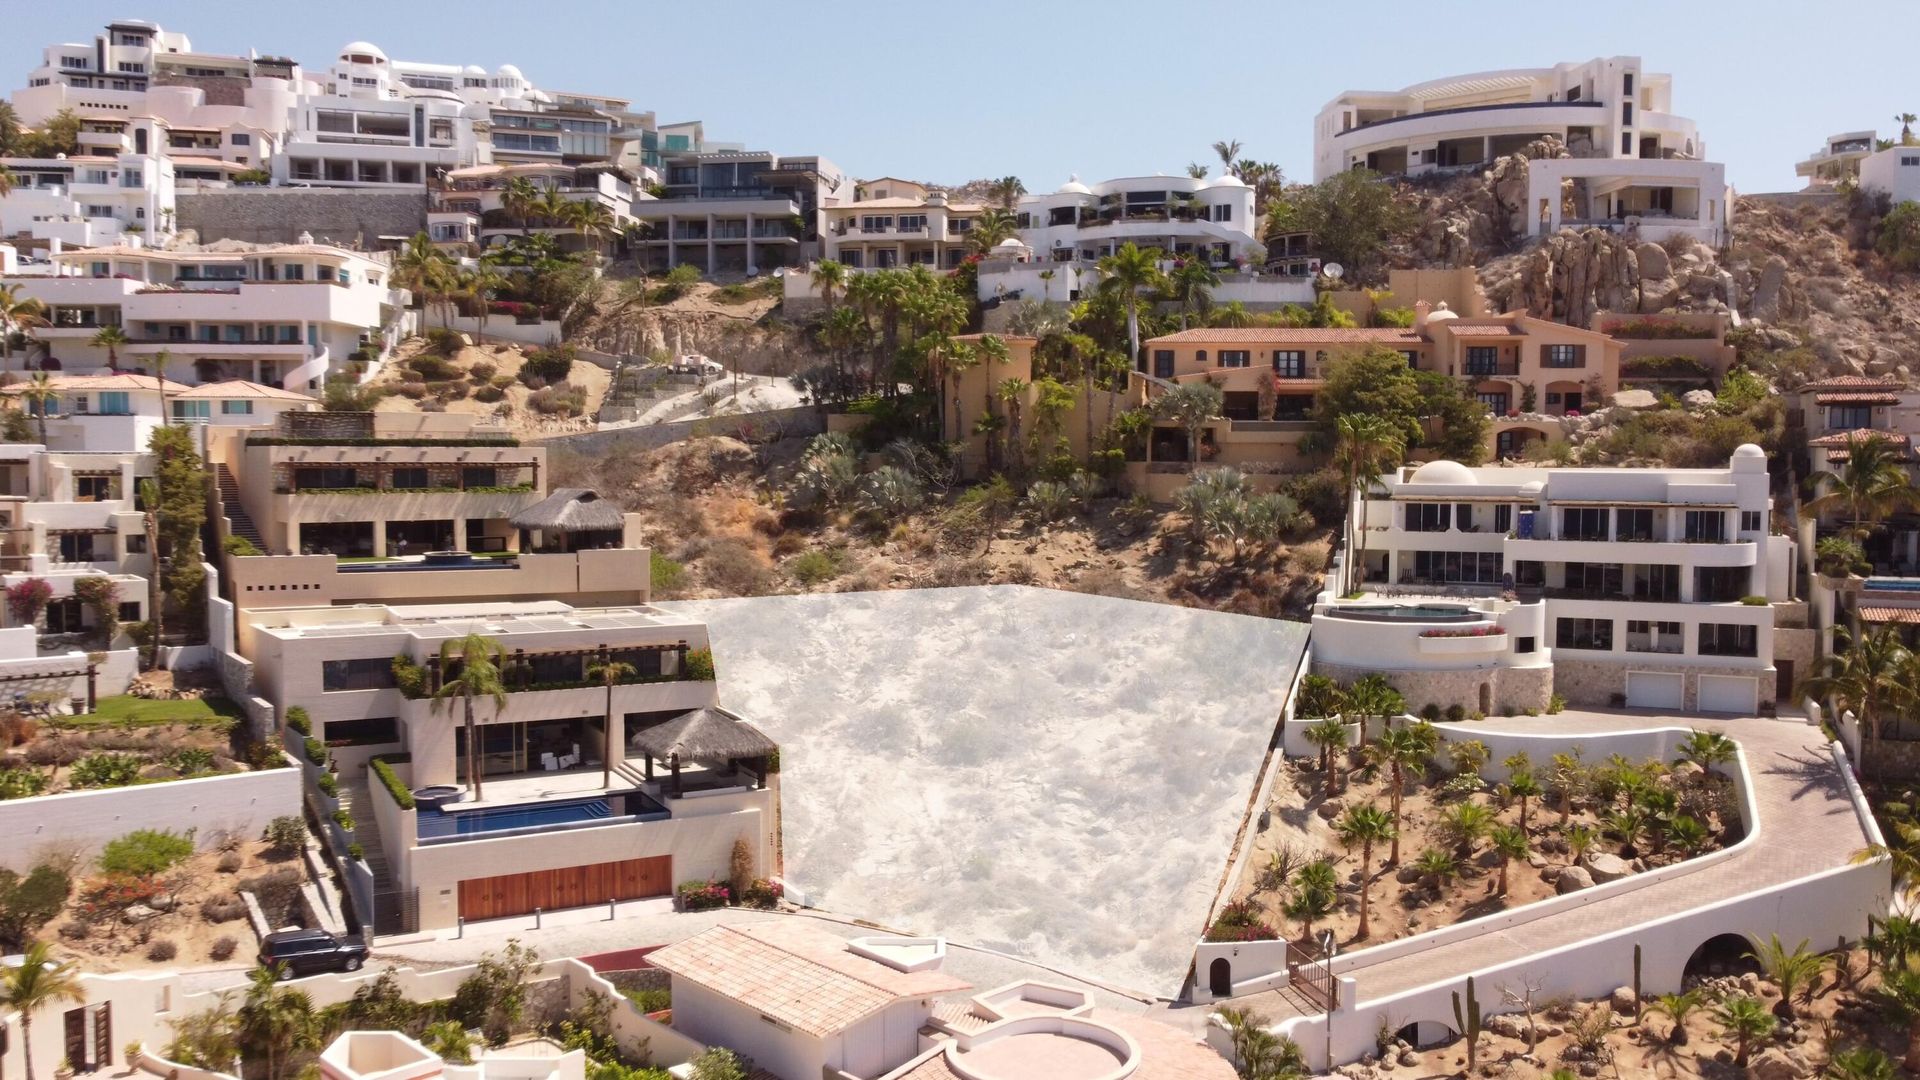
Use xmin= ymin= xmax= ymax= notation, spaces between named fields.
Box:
xmin=417 ymin=789 xmax=669 ymax=843
xmin=1867 ymin=578 xmax=1920 ymax=593
xmin=1325 ymin=604 xmax=1480 ymax=623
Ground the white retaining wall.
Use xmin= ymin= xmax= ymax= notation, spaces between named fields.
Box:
xmin=442 ymin=315 xmax=565 ymax=349
xmin=0 ymin=755 xmax=303 ymax=871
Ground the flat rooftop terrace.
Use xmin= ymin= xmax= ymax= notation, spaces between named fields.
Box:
xmin=253 ymin=601 xmax=702 ymax=641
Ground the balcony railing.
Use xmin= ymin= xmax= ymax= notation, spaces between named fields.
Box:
xmin=1345 ymin=98 xmax=1602 ymax=134
xmin=1463 ymin=364 xmax=1522 ymax=378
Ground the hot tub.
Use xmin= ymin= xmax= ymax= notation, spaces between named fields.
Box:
xmin=412 ymin=785 xmax=464 ymax=811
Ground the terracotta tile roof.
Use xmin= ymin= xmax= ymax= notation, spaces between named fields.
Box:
xmin=644 ymin=924 xmax=970 ymax=1037
xmin=1802 ymin=375 xmax=1906 ymax=391
xmin=1807 ymin=429 xmax=1910 ymax=448
xmin=881 ymin=1009 xmax=1237 ymax=1080
xmin=1145 ymin=327 xmax=1421 ymax=345
xmin=1438 ymin=318 xmax=1526 ymax=337
xmin=1815 ymin=391 xmax=1902 ymax=405
xmin=1861 ymin=607 xmax=1920 ymax=625
xmin=0 ymin=373 xmax=191 ymax=394
xmin=175 ymin=379 xmax=317 ymax=402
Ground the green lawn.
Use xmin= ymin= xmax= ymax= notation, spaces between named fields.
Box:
xmin=55 ymin=694 xmax=244 ymax=729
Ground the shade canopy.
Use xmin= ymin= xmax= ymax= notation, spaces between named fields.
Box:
xmin=628 ymin=707 xmax=778 ymax=766
xmin=510 ymin=488 xmax=625 ymax=532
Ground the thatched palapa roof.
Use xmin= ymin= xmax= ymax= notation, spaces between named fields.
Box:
xmin=510 ymin=488 xmax=625 ymax=532
xmin=628 ymin=707 xmax=778 ymax=765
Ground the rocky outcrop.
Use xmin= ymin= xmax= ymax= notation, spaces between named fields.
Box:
xmin=1584 ymin=852 xmax=1635 ymax=883
xmin=1555 ymin=865 xmax=1595 ymax=894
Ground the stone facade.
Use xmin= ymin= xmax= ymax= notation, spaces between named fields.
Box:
xmin=179 ymin=189 xmax=428 ymax=247
xmin=1552 ymin=655 xmax=1774 ymax=712
xmin=1313 ymin=659 xmax=1554 ymax=716
xmin=1773 ymin=626 xmax=1816 ymax=702
xmin=282 ymin=412 xmax=377 ymax=439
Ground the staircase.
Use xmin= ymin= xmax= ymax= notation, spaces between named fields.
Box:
xmin=215 ymin=464 xmax=265 ymax=551
xmin=337 ymin=777 xmax=410 ymax=936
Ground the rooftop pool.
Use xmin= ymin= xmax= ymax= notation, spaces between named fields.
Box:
xmin=1866 ymin=578 xmax=1920 ymax=593
xmin=1325 ymin=603 xmax=1481 ymax=623
xmin=416 ymin=789 xmax=669 ymax=844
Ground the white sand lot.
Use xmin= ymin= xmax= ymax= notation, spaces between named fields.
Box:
xmin=666 ymin=586 xmax=1308 ymax=996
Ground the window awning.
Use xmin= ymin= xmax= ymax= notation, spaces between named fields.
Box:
xmin=1548 ymin=500 xmax=1737 ymax=509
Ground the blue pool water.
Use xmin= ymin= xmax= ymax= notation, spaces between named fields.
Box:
xmin=417 ymin=790 xmax=667 ymax=843
xmin=1327 ymin=604 xmax=1477 ymax=622
xmin=1867 ymin=578 xmax=1920 ymax=592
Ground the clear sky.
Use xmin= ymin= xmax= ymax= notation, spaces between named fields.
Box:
xmin=5 ymin=0 xmax=1916 ymax=194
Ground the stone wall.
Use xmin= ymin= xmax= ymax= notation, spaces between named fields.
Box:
xmin=539 ymin=405 xmax=826 ymax=456
xmin=1312 ymin=660 xmax=1554 ymax=716
xmin=1773 ymin=627 xmax=1816 ymax=701
xmin=1552 ymin=656 xmax=1774 ymax=712
xmin=283 ymin=412 xmax=377 ymax=439
xmin=179 ymin=190 xmax=428 ymax=247
xmin=153 ymin=74 xmax=250 ymax=107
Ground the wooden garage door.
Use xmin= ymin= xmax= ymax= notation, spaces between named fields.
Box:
xmin=458 ymin=856 xmax=671 ymax=921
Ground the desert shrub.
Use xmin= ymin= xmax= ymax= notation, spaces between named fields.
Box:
xmin=740 ymin=878 xmax=782 ymax=909
xmin=303 ymin=737 xmax=325 ymax=765
xmin=435 ymin=380 xmax=471 ymax=401
xmin=209 ymin=935 xmax=237 ymax=961
xmin=857 ymin=466 xmax=927 ymax=522
xmin=216 ymin=851 xmax=242 ymax=874
xmin=395 ymin=381 xmax=429 ymax=400
xmin=1285 ymin=468 xmax=1348 ymax=527
xmin=238 ymin=867 xmax=304 ymax=921
xmin=449 ymin=940 xmax=539 ymax=1045
xmin=700 ymin=540 xmax=772 ymax=596
xmin=473 ymin=384 xmax=505 ymax=404
xmin=490 ymin=373 xmax=518 ymax=389
xmin=786 ymin=548 xmax=843 ymax=586
xmin=0 ymin=767 xmax=46 ymax=800
xmin=1024 ymin=480 xmax=1073 ymax=522
xmin=0 ymin=713 xmax=34 ymax=748
xmin=26 ymin=736 xmax=84 ymax=767
xmin=683 ymin=648 xmax=716 ymax=681
xmin=263 ymin=815 xmax=306 ymax=854
xmin=100 ymin=829 xmax=195 ymax=876
xmin=527 ymin=383 xmax=588 ymax=416
xmin=519 ymin=345 xmax=577 ymax=385
xmin=169 ymin=748 xmax=216 ymax=775
xmin=650 ymin=552 xmax=687 ymax=596
xmin=284 ymin=706 xmax=311 ymax=735
xmin=75 ymin=874 xmax=165 ymax=921
xmin=332 ymin=809 xmax=355 ymax=831
xmin=419 ymin=398 xmax=447 ymax=412
xmin=676 ymin=879 xmax=729 ymax=911
xmin=468 ymin=361 xmax=497 ymax=382
xmin=1444 ymin=704 xmax=1467 ymax=724
xmin=407 ymin=353 xmax=461 ymax=381
xmin=316 ymin=773 xmax=338 ymax=797
xmin=146 ymin=939 xmax=177 ymax=962
xmin=70 ymin=752 xmax=143 ymax=789
xmin=200 ymin=894 xmax=248 ymax=924
xmin=1204 ymin=899 xmax=1279 ymax=942
xmin=425 ymin=328 xmax=464 ymax=356
xmin=0 ymin=864 xmax=71 ymax=948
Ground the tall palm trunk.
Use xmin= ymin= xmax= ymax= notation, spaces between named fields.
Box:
xmin=602 ymin=678 xmax=614 ymax=790
xmin=1126 ymin=300 xmax=1140 ymax=372
xmin=464 ymin=695 xmax=483 ymax=800
xmin=1357 ymin=843 xmax=1374 ymax=939
xmin=22 ymin=1014 xmax=37 ymax=1080
xmin=1389 ymin=769 xmax=1403 ymax=864
xmin=144 ymin=509 xmax=162 ymax=670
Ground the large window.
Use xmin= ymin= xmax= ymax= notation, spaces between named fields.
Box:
xmin=1561 ymin=507 xmax=1609 ymax=541
xmin=1273 ymin=350 xmax=1306 ymax=378
xmin=1684 ymin=510 xmax=1727 ymax=542
xmin=1543 ymin=344 xmax=1584 ymax=368
xmin=1219 ymin=350 xmax=1251 ymax=368
xmin=1465 ymin=347 xmax=1500 ymax=376
xmin=1626 ymin=620 xmax=1684 ymax=653
xmin=1411 ymin=550 xmax=1502 ymax=584
xmin=1631 ymin=564 xmax=1681 ymax=602
xmin=389 ymin=468 xmax=429 ymax=490
xmin=1616 ymin=508 xmax=1655 ymax=541
xmin=321 ymin=658 xmax=397 ymax=692
xmin=1494 ymin=505 xmax=1512 ymax=533
xmin=1152 ymin=351 xmax=1174 ymax=379
xmin=1699 ymin=623 xmax=1758 ymax=657
xmin=1561 ymin=562 xmax=1624 ymax=598
xmin=1695 ymin=566 xmax=1749 ymax=603
xmin=321 ymin=716 xmax=399 ymax=745
xmin=1405 ymin=503 xmax=1452 ymax=532
xmin=1556 ymin=618 xmax=1614 ymax=651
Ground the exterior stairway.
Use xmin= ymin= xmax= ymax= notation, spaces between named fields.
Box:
xmin=337 ymin=777 xmax=409 ymax=936
xmin=214 ymin=464 xmax=266 ymax=551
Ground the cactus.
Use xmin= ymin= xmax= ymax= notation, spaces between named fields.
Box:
xmin=1452 ymin=976 xmax=1483 ymax=1071
xmin=1633 ymin=944 xmax=1643 ymax=1021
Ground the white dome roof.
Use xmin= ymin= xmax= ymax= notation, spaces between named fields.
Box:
xmin=1733 ymin=443 xmax=1765 ymax=460
xmin=1205 ymin=173 xmax=1248 ymax=189
xmin=1409 ymin=459 xmax=1476 ymax=485
xmin=1055 ymin=174 xmax=1092 ymax=195
xmin=463 ymin=64 xmax=487 ymax=77
xmin=995 ymin=236 xmax=1029 ymax=249
xmin=339 ymin=42 xmax=387 ymax=63
xmin=1425 ymin=300 xmax=1459 ymax=323
xmin=1518 ymin=480 xmax=1545 ymax=496
xmin=527 ymin=88 xmax=552 ymax=103
xmin=495 ymin=64 xmax=525 ymax=82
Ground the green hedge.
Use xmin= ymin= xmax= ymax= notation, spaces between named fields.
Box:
xmin=302 ymin=737 xmax=326 ymax=766
xmin=370 ymin=755 xmax=415 ymax=810
xmin=285 ymin=707 xmax=311 ymax=736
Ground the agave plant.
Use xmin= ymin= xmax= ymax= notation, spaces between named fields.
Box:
xmin=857 ymin=466 xmax=927 ymax=521
xmin=1024 ymin=480 xmax=1073 ymax=523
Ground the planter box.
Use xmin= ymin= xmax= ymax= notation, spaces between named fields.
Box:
xmin=1417 ymin=632 xmax=1508 ymax=656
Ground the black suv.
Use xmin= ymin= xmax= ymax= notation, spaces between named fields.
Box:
xmin=258 ymin=929 xmax=369 ymax=978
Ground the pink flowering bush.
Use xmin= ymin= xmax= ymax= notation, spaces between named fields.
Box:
xmin=1419 ymin=625 xmax=1507 ymax=638
xmin=1204 ymin=900 xmax=1279 ymax=943
xmin=676 ymin=879 xmax=730 ymax=911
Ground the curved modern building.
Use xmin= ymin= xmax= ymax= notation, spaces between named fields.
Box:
xmin=1313 ymin=57 xmax=1702 ymax=182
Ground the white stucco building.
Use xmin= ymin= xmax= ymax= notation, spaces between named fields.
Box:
xmin=629 ymin=149 xmax=851 ymax=274
xmin=1317 ymin=446 xmax=1801 ymax=714
xmin=1797 ymin=130 xmax=1880 ymax=190
xmin=0 ymin=133 xmax=178 ymax=248
xmin=1016 ymin=173 xmax=1259 ymax=266
xmin=1860 ymin=141 xmax=1920 ymax=206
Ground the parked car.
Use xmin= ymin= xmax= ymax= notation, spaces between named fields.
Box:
xmin=258 ymin=928 xmax=368 ymax=978
xmin=670 ymin=354 xmax=725 ymax=378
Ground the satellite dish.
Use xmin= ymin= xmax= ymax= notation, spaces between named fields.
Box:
xmin=1322 ymin=262 xmax=1345 ymax=281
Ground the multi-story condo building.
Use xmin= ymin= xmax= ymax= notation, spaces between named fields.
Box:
xmin=20 ymin=19 xmax=195 ymax=97
xmin=1797 ymin=130 xmax=1880 ymax=190
xmin=0 ymin=130 xmax=177 ymax=248
xmin=1316 ymin=58 xmax=1730 ymax=245
xmin=1792 ymin=374 xmax=1920 ymax=572
xmin=0 ymin=434 xmax=155 ymax=648
xmin=1015 ymin=173 xmax=1258 ymax=266
xmin=431 ymin=162 xmax=639 ymax=257
xmin=1 ymin=374 xmax=314 ymax=453
xmin=820 ymin=190 xmax=984 ymax=270
xmin=5 ymin=241 xmax=410 ymax=389
xmin=630 ymin=150 xmax=851 ymax=274
xmin=1313 ymin=446 xmax=1801 ymax=715
xmin=1860 ymin=141 xmax=1920 ymax=205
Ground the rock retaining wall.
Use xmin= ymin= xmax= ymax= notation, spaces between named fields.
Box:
xmin=1311 ymin=659 xmax=1553 ymax=715
xmin=179 ymin=190 xmax=428 ymax=246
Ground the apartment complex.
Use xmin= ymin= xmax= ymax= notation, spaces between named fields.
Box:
xmin=822 ymin=190 xmax=985 ymax=271
xmin=3 ymin=241 xmax=411 ymax=388
xmin=0 ymin=437 xmax=153 ymax=648
xmin=1016 ymin=173 xmax=1258 ymax=266
xmin=648 ymin=922 xmax=1236 ymax=1080
xmin=1797 ymin=130 xmax=1880 ymax=190
xmin=629 ymin=150 xmax=851 ymax=274
xmin=1860 ymin=141 xmax=1920 ymax=205
xmin=1313 ymin=446 xmax=1803 ymax=714
xmin=431 ymin=161 xmax=639 ymax=257
xmin=0 ymin=134 xmax=177 ymax=248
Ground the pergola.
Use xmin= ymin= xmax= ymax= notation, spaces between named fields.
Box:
xmin=626 ymin=706 xmax=777 ymax=798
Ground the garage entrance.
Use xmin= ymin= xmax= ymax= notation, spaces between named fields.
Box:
xmin=1625 ymin=671 xmax=1684 ymax=711
xmin=458 ymin=856 xmax=671 ymax=921
xmin=1698 ymin=674 xmax=1759 ymax=714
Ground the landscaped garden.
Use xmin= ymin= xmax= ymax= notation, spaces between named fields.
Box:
xmin=1215 ymin=675 xmax=1742 ymax=949
xmin=0 ymin=690 xmax=275 ymax=801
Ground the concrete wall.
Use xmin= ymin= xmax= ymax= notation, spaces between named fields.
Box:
xmin=540 ymin=405 xmax=826 ymax=456
xmin=0 ymin=754 xmax=302 ymax=871
xmin=228 ymin=550 xmax=651 ymax=614
xmin=442 ymin=315 xmax=565 ymax=349
xmin=178 ymin=189 xmax=429 ymax=247
xmin=1310 ymin=659 xmax=1555 ymax=717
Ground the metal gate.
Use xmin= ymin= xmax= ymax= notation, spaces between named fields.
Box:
xmin=1288 ymin=938 xmax=1338 ymax=1011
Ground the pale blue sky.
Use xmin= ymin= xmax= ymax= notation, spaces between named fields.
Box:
xmin=6 ymin=1 xmax=1915 ymax=194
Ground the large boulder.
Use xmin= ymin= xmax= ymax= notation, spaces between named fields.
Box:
xmin=1749 ymin=256 xmax=1791 ymax=321
xmin=1611 ymin=388 xmax=1658 ymax=410
xmin=1585 ymin=852 xmax=1635 ymax=883
xmin=1746 ymin=1047 xmax=1811 ymax=1080
xmin=1609 ymin=986 xmax=1636 ymax=1014
xmin=1635 ymin=241 xmax=1672 ymax=280
xmin=1556 ymin=865 xmax=1596 ymax=894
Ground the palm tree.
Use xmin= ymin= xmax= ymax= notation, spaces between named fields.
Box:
xmin=22 ymin=372 xmax=57 ymax=445
xmin=1166 ymin=259 xmax=1220 ymax=331
xmin=1438 ymin=801 xmax=1494 ymax=856
xmin=586 ymin=653 xmax=636 ymax=791
xmin=152 ymin=348 xmax=175 ymax=424
xmin=461 ymin=266 xmax=508 ymax=346
xmin=1646 ymin=989 xmax=1705 ymax=1045
xmin=1507 ymin=770 xmax=1543 ymax=832
xmin=810 ymin=259 xmax=848 ymax=313
xmin=502 ymin=176 xmax=540 ymax=236
xmin=1335 ymin=414 xmax=1407 ymax=594
xmin=564 ymin=200 xmax=615 ymax=260
xmin=1038 ymin=269 xmax=1055 ymax=304
xmin=0 ymin=163 xmax=14 ymax=199
xmin=1283 ymin=860 xmax=1337 ymax=940
xmin=1877 ymin=963 xmax=1920 ymax=1071
xmin=1712 ymin=994 xmax=1775 ymax=1067
xmin=1747 ymin=934 xmax=1825 ymax=1019
xmin=0 ymin=284 xmax=49 ymax=380
xmin=1799 ymin=624 xmax=1908 ymax=776
xmin=968 ymin=208 xmax=1019 ymax=255
xmin=1333 ymin=804 xmax=1394 ymax=940
xmin=1897 ymin=113 xmax=1918 ymax=146
xmin=0 ymin=941 xmax=84 ymax=1080
xmin=1304 ymin=716 xmax=1350 ymax=798
xmin=986 ymin=176 xmax=1026 ymax=210
xmin=1096 ymin=242 xmax=1166 ymax=369
xmin=1368 ymin=725 xmax=1429 ymax=864
xmin=1344 ymin=673 xmax=1401 ymax=750
xmin=1550 ymin=751 xmax=1587 ymax=826
xmin=138 ymin=478 xmax=163 ymax=669
xmin=1212 ymin=140 xmax=1243 ymax=172
xmin=997 ymin=377 xmax=1029 ymax=475
xmin=1152 ymin=381 xmax=1223 ymax=467
xmin=431 ymin=632 xmax=508 ymax=800
xmin=393 ymin=233 xmax=453 ymax=327
xmin=1678 ymin=729 xmax=1736 ymax=775
xmin=1808 ymin=433 xmax=1919 ymax=541
xmin=1828 ymin=1045 xmax=1897 ymax=1080
xmin=1489 ymin=824 xmax=1530 ymax=895
xmin=1412 ymin=847 xmax=1460 ymax=890
xmin=90 ymin=323 xmax=129 ymax=368
xmin=239 ymin=964 xmax=315 ymax=1080
xmin=1869 ymin=915 xmax=1920 ymax=971
xmin=620 ymin=221 xmax=653 ymax=277
xmin=422 ymin=1020 xmax=476 ymax=1065
xmin=535 ymin=188 xmax=572 ymax=233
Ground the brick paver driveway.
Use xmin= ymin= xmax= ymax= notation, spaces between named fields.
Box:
xmin=1241 ymin=710 xmax=1872 ymax=1018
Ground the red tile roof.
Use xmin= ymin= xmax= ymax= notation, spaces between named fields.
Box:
xmin=1801 ymin=375 xmax=1906 ymax=391
xmin=1815 ymin=392 xmax=1901 ymax=405
xmin=1861 ymin=607 xmax=1920 ymax=625
xmin=1808 ymin=429 xmax=1910 ymax=447
xmin=1144 ymin=328 xmax=1421 ymax=344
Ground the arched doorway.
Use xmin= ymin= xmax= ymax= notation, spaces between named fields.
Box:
xmin=1684 ymin=934 xmax=1759 ymax=983
xmin=1208 ymin=957 xmax=1232 ymax=997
